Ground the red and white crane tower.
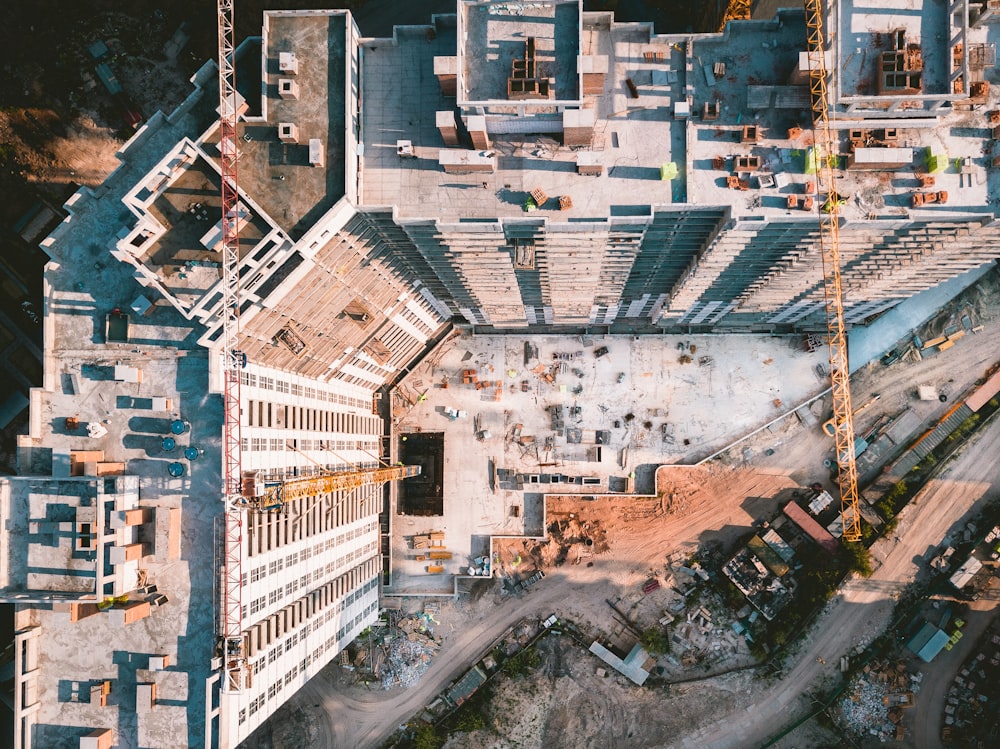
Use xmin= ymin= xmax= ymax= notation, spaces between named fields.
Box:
xmin=216 ymin=0 xmax=247 ymax=693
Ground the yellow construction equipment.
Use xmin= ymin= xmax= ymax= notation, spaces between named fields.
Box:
xmin=246 ymin=464 xmax=421 ymax=511
xmin=804 ymin=0 xmax=862 ymax=542
xmin=718 ymin=0 xmax=751 ymax=32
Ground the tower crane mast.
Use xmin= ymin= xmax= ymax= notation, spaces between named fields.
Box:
xmin=803 ymin=0 xmax=863 ymax=542
xmin=217 ymin=0 xmax=247 ymax=693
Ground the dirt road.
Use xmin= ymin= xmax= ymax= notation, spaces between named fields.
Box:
xmin=260 ymin=465 xmax=790 ymax=749
xmin=677 ymin=413 xmax=1000 ymax=749
xmin=296 ymin=582 xmax=573 ymax=748
xmin=907 ymin=579 xmax=999 ymax=749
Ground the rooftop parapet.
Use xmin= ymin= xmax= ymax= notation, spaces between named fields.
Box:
xmin=457 ymin=0 xmax=582 ymax=109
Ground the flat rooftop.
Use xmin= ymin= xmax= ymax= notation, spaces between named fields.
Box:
xmin=25 ymin=97 xmax=226 ymax=746
xmin=685 ymin=13 xmax=994 ymax=221
xmin=235 ymin=11 xmax=348 ymax=239
xmin=15 ymin=349 xmax=223 ymax=748
xmin=459 ymin=0 xmax=581 ymax=104
xmin=364 ymin=8 xmax=997 ymax=223
xmin=361 ymin=19 xmax=685 ymax=218
xmin=2 ymin=479 xmax=113 ymax=595
xmin=837 ymin=0 xmax=950 ymax=97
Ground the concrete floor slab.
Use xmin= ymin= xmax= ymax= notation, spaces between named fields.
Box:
xmin=17 ymin=100 xmax=224 ymax=749
xmin=386 ymin=332 xmax=828 ymax=592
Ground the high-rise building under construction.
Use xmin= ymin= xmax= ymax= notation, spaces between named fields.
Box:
xmin=2 ymin=2 xmax=999 ymax=747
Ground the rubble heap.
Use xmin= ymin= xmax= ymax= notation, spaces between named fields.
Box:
xmin=837 ymin=659 xmax=921 ymax=743
xmin=380 ymin=614 xmax=441 ymax=690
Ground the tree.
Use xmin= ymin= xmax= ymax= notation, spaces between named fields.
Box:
xmin=640 ymin=626 xmax=671 ymax=655
xmin=843 ymin=541 xmax=874 ymax=577
xmin=503 ymin=647 xmax=541 ymax=677
xmin=411 ymin=722 xmax=443 ymax=749
xmin=453 ymin=709 xmax=487 ymax=733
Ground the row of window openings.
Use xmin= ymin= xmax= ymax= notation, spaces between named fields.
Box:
xmin=245 ymin=566 xmax=379 ymax=672
xmin=257 ymin=591 xmax=375 ymax=670
xmin=245 ymin=522 xmax=377 ymax=584
xmin=247 ymin=491 xmax=378 ymax=556
xmin=244 ymin=541 xmax=378 ymax=617
xmin=242 ymin=437 xmax=379 ymax=453
xmin=246 ymin=400 xmax=379 ymax=434
xmin=241 ymin=595 xmax=378 ymax=723
xmin=240 ymin=373 xmax=369 ymax=410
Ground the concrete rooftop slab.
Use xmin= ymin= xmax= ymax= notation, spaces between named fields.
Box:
xmin=459 ymin=0 xmax=581 ymax=105
xmin=837 ymin=0 xmax=951 ymax=97
xmin=386 ymin=332 xmax=829 ymax=593
xmin=235 ymin=11 xmax=349 ymax=239
xmin=360 ymin=20 xmax=686 ymax=219
xmin=21 ymin=96 xmax=226 ymax=749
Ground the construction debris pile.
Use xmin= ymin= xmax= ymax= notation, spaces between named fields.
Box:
xmin=836 ymin=659 xmax=920 ymax=742
xmin=379 ymin=614 xmax=442 ymax=690
xmin=941 ymin=625 xmax=1000 ymax=744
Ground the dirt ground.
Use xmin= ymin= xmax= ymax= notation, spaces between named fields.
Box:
xmin=492 ymin=464 xmax=796 ymax=588
xmin=0 ymin=3 xmax=195 ymax=207
xmin=442 ymin=643 xmax=760 ymax=749
xmin=440 ymin=634 xmax=847 ymax=749
xmin=492 ymin=464 xmax=798 ymax=591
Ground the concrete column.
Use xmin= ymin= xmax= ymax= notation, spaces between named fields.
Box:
xmin=563 ymin=108 xmax=595 ymax=147
xmin=433 ymin=56 xmax=457 ymax=96
xmin=467 ymin=115 xmax=490 ymax=150
xmin=579 ymin=55 xmax=608 ymax=95
xmin=436 ymin=111 xmax=459 ymax=145
xmin=974 ymin=1 xmax=1000 ymax=27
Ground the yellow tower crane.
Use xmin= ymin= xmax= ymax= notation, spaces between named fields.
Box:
xmin=243 ymin=458 xmax=420 ymax=512
xmin=803 ymin=0 xmax=862 ymax=542
xmin=718 ymin=0 xmax=751 ymax=32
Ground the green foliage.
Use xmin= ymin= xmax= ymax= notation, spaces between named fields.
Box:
xmin=748 ymin=638 xmax=769 ymax=660
xmin=503 ymin=647 xmax=541 ymax=677
xmin=875 ymin=499 xmax=895 ymax=521
xmin=843 ymin=542 xmax=874 ymax=577
xmin=411 ymin=723 xmax=443 ymax=749
xmin=453 ymin=709 xmax=487 ymax=733
xmin=945 ymin=413 xmax=981 ymax=445
xmin=718 ymin=578 xmax=746 ymax=610
xmin=877 ymin=479 xmax=910 ymax=520
xmin=757 ymin=544 xmax=847 ymax=652
xmin=885 ymin=480 xmax=908 ymax=503
xmin=988 ymin=398 xmax=999 ymax=409
xmin=640 ymin=626 xmax=671 ymax=655
xmin=860 ymin=521 xmax=877 ymax=542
